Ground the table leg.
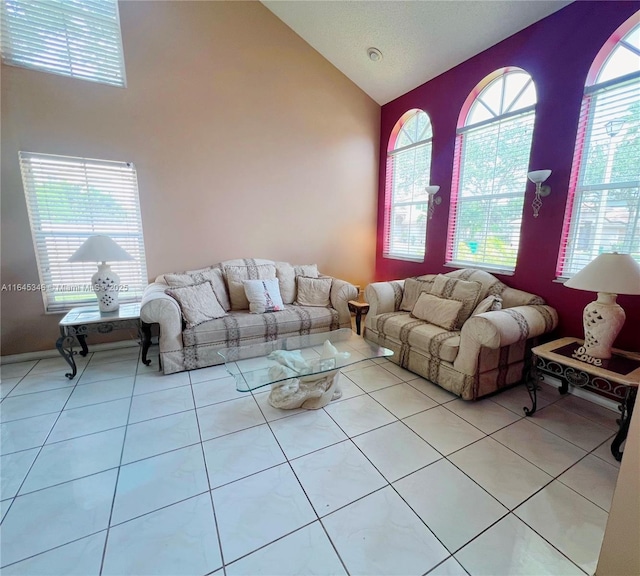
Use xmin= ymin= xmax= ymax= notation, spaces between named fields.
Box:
xmin=523 ymin=357 xmax=539 ymax=416
xmin=140 ymin=322 xmax=152 ymax=366
xmin=77 ymin=334 xmax=89 ymax=357
xmin=611 ymin=387 xmax=636 ymax=462
xmin=354 ymin=310 xmax=363 ymax=336
xmin=56 ymin=335 xmax=78 ymax=379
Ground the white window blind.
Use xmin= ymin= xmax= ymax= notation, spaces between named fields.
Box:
xmin=1 ymin=0 xmax=126 ymax=87
xmin=558 ymin=21 xmax=640 ymax=277
xmin=384 ymin=110 xmax=433 ymax=261
xmin=447 ymin=70 xmax=536 ymax=272
xmin=19 ymin=152 xmax=148 ymax=312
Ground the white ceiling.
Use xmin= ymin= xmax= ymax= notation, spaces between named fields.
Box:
xmin=262 ymin=0 xmax=573 ymax=105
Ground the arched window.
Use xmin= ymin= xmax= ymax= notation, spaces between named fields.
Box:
xmin=447 ymin=68 xmax=536 ymax=272
xmin=383 ymin=109 xmax=433 ymax=261
xmin=557 ymin=15 xmax=640 ymax=277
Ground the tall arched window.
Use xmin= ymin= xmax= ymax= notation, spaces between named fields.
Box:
xmin=383 ymin=109 xmax=433 ymax=261
xmin=447 ymin=68 xmax=537 ymax=272
xmin=557 ymin=15 xmax=640 ymax=277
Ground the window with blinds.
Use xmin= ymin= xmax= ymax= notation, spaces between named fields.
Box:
xmin=19 ymin=152 xmax=147 ymax=312
xmin=557 ymin=18 xmax=640 ymax=278
xmin=446 ymin=69 xmax=536 ymax=272
xmin=384 ymin=109 xmax=433 ymax=261
xmin=1 ymin=0 xmax=126 ymax=87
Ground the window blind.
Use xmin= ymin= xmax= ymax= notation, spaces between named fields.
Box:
xmin=19 ymin=152 xmax=148 ymax=312
xmin=446 ymin=111 xmax=535 ymax=271
xmin=1 ymin=0 xmax=126 ymax=86
xmin=557 ymin=75 xmax=640 ymax=277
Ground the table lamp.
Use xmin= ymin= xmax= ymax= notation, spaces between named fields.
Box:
xmin=68 ymin=235 xmax=133 ymax=312
xmin=564 ymin=253 xmax=640 ymax=359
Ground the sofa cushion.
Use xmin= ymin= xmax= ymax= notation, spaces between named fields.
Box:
xmin=165 ymin=267 xmax=230 ymax=311
xmin=243 ymin=278 xmax=285 ymax=313
xmin=400 ymin=276 xmax=436 ymax=312
xmin=411 ymin=293 xmax=463 ymax=331
xmin=275 ymin=263 xmax=319 ymax=304
xmin=224 ymin=264 xmax=277 ymax=310
xmin=471 ymin=295 xmax=503 ymax=316
xmin=296 ymin=276 xmax=332 ymax=307
xmin=165 ymin=282 xmax=227 ymax=327
xmin=430 ymin=275 xmax=482 ymax=329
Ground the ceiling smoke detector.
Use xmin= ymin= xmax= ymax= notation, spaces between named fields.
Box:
xmin=367 ymin=47 xmax=383 ymax=62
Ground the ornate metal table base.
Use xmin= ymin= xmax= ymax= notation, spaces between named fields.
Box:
xmin=56 ymin=335 xmax=79 ymax=379
xmin=140 ymin=322 xmax=153 ymax=366
xmin=611 ymin=387 xmax=636 ymax=461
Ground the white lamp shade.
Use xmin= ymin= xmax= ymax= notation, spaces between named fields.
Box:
xmin=425 ymin=185 xmax=440 ymax=195
xmin=68 ymin=235 xmax=133 ymax=263
xmin=527 ymin=170 xmax=551 ymax=184
xmin=565 ymin=253 xmax=640 ymax=295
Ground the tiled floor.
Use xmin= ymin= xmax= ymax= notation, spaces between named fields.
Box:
xmin=0 ymin=340 xmax=622 ymax=576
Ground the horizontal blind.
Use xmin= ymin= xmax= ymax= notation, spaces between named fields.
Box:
xmin=19 ymin=152 xmax=148 ymax=312
xmin=1 ymin=0 xmax=126 ymax=86
xmin=558 ymin=75 xmax=640 ymax=277
xmin=447 ymin=111 xmax=534 ymax=271
xmin=384 ymin=141 xmax=432 ymax=261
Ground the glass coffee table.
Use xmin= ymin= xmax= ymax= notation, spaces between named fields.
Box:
xmin=217 ymin=329 xmax=393 ymax=410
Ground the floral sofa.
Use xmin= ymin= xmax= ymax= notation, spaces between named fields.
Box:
xmin=141 ymin=258 xmax=357 ymax=374
xmin=364 ymin=268 xmax=558 ymax=400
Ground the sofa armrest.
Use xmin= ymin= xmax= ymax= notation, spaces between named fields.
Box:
xmin=364 ymin=281 xmax=404 ymax=327
xmin=328 ymin=278 xmax=358 ymax=326
xmin=454 ymin=305 xmax=558 ymax=375
xmin=140 ymin=282 xmax=184 ymax=353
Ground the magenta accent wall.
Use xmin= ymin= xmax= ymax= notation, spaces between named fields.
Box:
xmin=377 ymin=1 xmax=640 ymax=352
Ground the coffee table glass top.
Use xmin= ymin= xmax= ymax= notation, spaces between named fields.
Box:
xmin=217 ymin=329 xmax=393 ymax=392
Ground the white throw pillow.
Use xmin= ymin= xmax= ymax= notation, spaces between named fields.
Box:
xmin=224 ymin=264 xmax=277 ymax=310
xmin=165 ymin=281 xmax=227 ymax=327
xmin=296 ymin=276 xmax=332 ymax=307
xmin=243 ymin=278 xmax=285 ymax=314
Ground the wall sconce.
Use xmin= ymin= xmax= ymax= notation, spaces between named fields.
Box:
xmin=528 ymin=170 xmax=552 ymax=218
xmin=425 ymin=186 xmax=441 ymax=220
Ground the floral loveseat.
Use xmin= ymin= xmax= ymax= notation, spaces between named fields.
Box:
xmin=141 ymin=258 xmax=357 ymax=374
xmin=364 ymin=268 xmax=558 ymax=400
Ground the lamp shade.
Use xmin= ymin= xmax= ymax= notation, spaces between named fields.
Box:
xmin=564 ymin=253 xmax=640 ymax=295
xmin=527 ymin=170 xmax=551 ymax=184
xmin=68 ymin=235 xmax=133 ymax=263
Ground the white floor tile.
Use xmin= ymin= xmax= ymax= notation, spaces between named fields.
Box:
xmin=404 ymin=406 xmax=484 ymax=456
xmin=491 ymin=418 xmax=587 ymax=476
xmin=449 ymin=437 xmax=552 ymax=510
xmin=341 ymin=359 xmax=375 ymax=373
xmin=455 ymin=514 xmax=583 ymax=575
xmin=324 ymin=395 xmax=396 ymax=437
xmin=592 ymin=438 xmax=621 ymax=469
xmin=0 ymin=470 xmax=117 ymax=567
xmin=395 ymin=459 xmax=508 ymax=552
xmin=128 ymin=385 xmax=194 ymax=424
xmin=323 ymin=486 xmax=449 ymax=576
xmin=353 ymin=422 xmax=441 ymax=482
xmin=558 ymin=454 xmax=619 ymax=512
xmin=0 ymin=498 xmax=12 ymax=522
xmin=332 ymin=375 xmax=365 ymax=402
xmin=291 ymin=440 xmax=386 ymax=516
xmin=0 ymin=388 xmax=72 ymax=422
xmin=270 ymin=409 xmax=347 ymax=460
xmin=343 ymin=364 xmax=403 ymax=392
xmin=0 ymin=378 xmax=20 ymax=399
xmin=203 ymin=424 xmax=285 ymax=488
xmin=20 ymin=428 xmax=125 ymax=494
xmin=427 ymin=557 xmax=468 ymax=575
xmin=226 ymin=522 xmax=346 ymax=576
xmin=370 ymin=382 xmax=438 ymax=418
xmin=111 ymin=444 xmax=208 ymax=525
xmin=212 ymin=463 xmax=316 ymax=563
xmin=192 ymin=375 xmax=246 ymax=407
xmin=406 ymin=377 xmax=458 ymax=404
xmin=189 ymin=363 xmax=233 ymax=384
xmin=0 ymin=413 xmax=58 ymax=455
xmin=65 ymin=376 xmax=134 ymax=409
xmin=557 ymin=394 xmax=618 ymax=430
xmin=79 ymin=360 xmax=138 ymax=385
xmin=122 ymin=410 xmax=201 ymax=465
xmin=133 ymin=370 xmax=190 ymax=396
xmin=529 ymin=404 xmax=615 ymax=451
xmin=490 ymin=382 xmax=560 ymax=415
xmin=1 ymin=532 xmax=106 ymax=576
xmin=0 ymin=448 xmax=39 ymax=499
xmin=88 ymin=347 xmax=140 ymax=365
xmin=29 ymin=355 xmax=90 ymax=377
xmin=197 ymin=396 xmax=266 ymax=441
xmin=380 ymin=362 xmax=420 ymax=382
xmin=445 ymin=398 xmax=522 ymax=434
xmin=6 ymin=372 xmax=75 ymax=397
xmin=48 ymin=398 xmax=130 ymax=443
xmin=514 ymin=480 xmax=609 ymax=574
xmin=0 ymin=361 xmax=37 ymax=380
xmin=102 ymin=493 xmax=222 ymax=576
xmin=252 ymin=390 xmax=306 ymax=422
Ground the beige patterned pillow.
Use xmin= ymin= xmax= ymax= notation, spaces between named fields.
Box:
xmin=411 ymin=293 xmax=463 ymax=331
xmin=165 ymin=282 xmax=227 ymax=327
xmin=471 ymin=295 xmax=503 ymax=317
xmin=296 ymin=276 xmax=332 ymax=307
xmin=275 ymin=263 xmax=319 ymax=304
xmin=165 ymin=268 xmax=230 ymax=311
xmin=400 ymin=277 xmax=435 ymax=312
xmin=430 ymin=274 xmax=482 ymax=329
xmin=224 ymin=264 xmax=276 ymax=310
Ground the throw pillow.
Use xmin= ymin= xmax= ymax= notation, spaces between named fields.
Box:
xmin=165 ymin=267 xmax=230 ymax=311
xmin=165 ymin=281 xmax=227 ymax=328
xmin=294 ymin=264 xmax=318 ymax=278
xmin=411 ymin=292 xmax=464 ymax=331
xmin=224 ymin=264 xmax=277 ymax=310
xmin=243 ymin=278 xmax=285 ymax=314
xmin=471 ymin=295 xmax=503 ymax=317
xmin=296 ymin=276 xmax=332 ymax=307
xmin=430 ymin=274 xmax=483 ymax=329
xmin=400 ymin=277 xmax=436 ymax=312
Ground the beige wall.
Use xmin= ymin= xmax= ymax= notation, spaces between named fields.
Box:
xmin=0 ymin=1 xmax=380 ymax=356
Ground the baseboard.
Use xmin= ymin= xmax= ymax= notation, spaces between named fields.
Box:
xmin=541 ymin=374 xmax=619 ymax=413
xmin=1 ymin=339 xmax=141 ymax=365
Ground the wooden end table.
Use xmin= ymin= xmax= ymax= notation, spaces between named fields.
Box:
xmin=348 ymin=300 xmax=370 ymax=336
xmin=528 ymin=337 xmax=640 ymax=461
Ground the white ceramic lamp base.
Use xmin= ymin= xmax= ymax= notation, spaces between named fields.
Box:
xmin=92 ymin=263 xmax=120 ymax=312
xmin=582 ymin=292 xmax=625 ymax=359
